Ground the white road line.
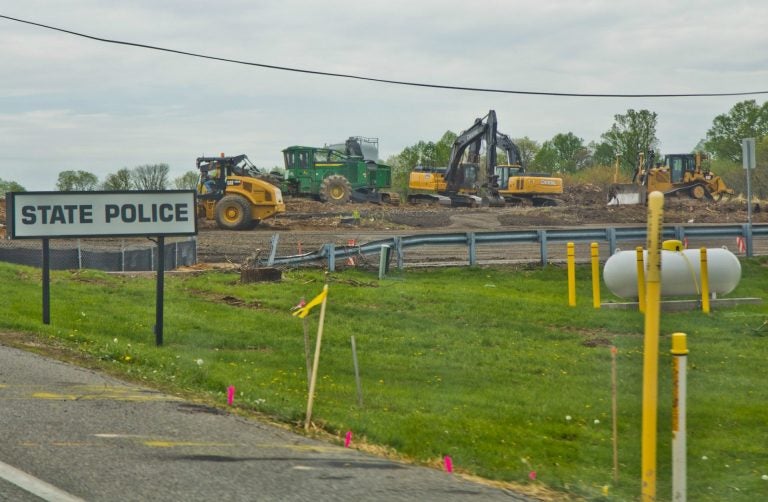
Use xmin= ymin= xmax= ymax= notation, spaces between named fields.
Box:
xmin=0 ymin=460 xmax=85 ymax=502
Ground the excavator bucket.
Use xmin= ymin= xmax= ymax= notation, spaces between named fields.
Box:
xmin=607 ymin=184 xmax=646 ymax=205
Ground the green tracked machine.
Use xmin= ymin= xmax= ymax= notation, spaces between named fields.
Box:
xmin=281 ymin=137 xmax=399 ymax=204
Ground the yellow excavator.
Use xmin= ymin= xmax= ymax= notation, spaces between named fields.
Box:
xmin=494 ymin=132 xmax=563 ymax=206
xmin=408 ymin=110 xmax=563 ymax=207
xmin=608 ymin=150 xmax=734 ymax=205
xmin=408 ymin=111 xmax=501 ymax=207
xmin=196 ymin=154 xmax=285 ymax=230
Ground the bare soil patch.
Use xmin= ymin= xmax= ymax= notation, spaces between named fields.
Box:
xmin=249 ymin=185 xmax=766 ymax=232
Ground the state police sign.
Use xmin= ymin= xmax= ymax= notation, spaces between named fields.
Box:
xmin=7 ymin=191 xmax=197 ymax=239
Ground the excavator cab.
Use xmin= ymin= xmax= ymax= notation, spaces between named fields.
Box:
xmin=495 ymin=164 xmax=524 ymax=189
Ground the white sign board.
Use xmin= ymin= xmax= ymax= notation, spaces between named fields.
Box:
xmin=8 ymin=191 xmax=197 ymax=239
xmin=742 ymin=138 xmax=756 ymax=170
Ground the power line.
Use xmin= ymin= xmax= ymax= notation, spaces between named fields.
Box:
xmin=2 ymin=13 xmax=768 ymax=98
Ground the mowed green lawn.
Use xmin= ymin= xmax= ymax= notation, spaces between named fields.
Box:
xmin=1 ymin=258 xmax=767 ymax=501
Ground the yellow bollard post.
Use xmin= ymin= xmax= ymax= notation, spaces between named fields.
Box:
xmin=567 ymin=242 xmax=576 ymax=307
xmin=591 ymin=242 xmax=601 ymax=309
xmin=700 ymin=247 xmax=710 ymax=314
xmin=641 ymin=191 xmax=664 ymax=501
xmin=671 ymin=333 xmax=689 ymax=502
xmin=636 ymin=246 xmax=646 ymax=314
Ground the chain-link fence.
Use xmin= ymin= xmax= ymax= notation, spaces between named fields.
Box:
xmin=0 ymin=237 xmax=197 ymax=272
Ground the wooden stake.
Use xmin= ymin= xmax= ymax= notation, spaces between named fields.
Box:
xmin=351 ymin=336 xmax=363 ymax=407
xmin=304 ymin=285 xmax=329 ymax=431
xmin=611 ymin=345 xmax=619 ymax=482
xmin=303 ymin=318 xmax=311 ymax=392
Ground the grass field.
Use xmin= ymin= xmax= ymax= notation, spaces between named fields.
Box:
xmin=1 ymin=258 xmax=767 ymax=501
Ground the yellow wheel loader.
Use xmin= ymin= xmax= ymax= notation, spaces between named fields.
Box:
xmin=196 ymin=155 xmax=285 ymax=230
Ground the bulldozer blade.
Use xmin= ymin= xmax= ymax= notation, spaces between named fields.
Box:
xmin=608 ymin=184 xmax=646 ymax=205
xmin=485 ymin=195 xmax=506 ymax=208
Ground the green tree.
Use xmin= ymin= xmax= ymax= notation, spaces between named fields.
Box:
xmin=0 ymin=178 xmax=26 ymax=193
xmin=387 ymin=131 xmax=458 ymax=193
xmin=533 ymin=132 xmax=590 ymax=173
xmin=101 ymin=168 xmax=133 ymax=190
xmin=513 ymin=137 xmax=540 ymax=169
xmin=132 ymin=163 xmax=169 ymax=190
xmin=434 ymin=131 xmax=457 ymax=166
xmin=589 ymin=141 xmax=616 ymax=167
xmin=173 ymin=171 xmax=199 ymax=190
xmin=56 ymin=170 xmax=99 ymax=191
xmin=601 ymin=109 xmax=659 ymax=176
xmin=704 ymin=100 xmax=768 ymax=162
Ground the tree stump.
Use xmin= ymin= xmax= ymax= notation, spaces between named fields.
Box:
xmin=241 ymin=267 xmax=281 ymax=283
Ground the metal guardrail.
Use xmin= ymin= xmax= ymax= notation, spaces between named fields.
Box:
xmin=265 ymin=223 xmax=768 ymax=269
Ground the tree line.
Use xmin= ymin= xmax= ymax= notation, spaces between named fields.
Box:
xmin=54 ymin=164 xmax=198 ymax=192
xmin=0 ymin=164 xmax=198 ymax=193
xmin=2 ymin=100 xmax=766 ymax=196
xmin=385 ymin=100 xmax=768 ymax=194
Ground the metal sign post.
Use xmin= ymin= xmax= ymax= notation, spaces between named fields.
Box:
xmin=155 ymin=236 xmax=165 ymax=346
xmin=742 ymin=138 xmax=756 ymax=256
xmin=42 ymin=238 xmax=50 ymax=325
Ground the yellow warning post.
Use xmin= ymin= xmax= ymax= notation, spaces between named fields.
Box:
xmin=641 ymin=191 xmax=664 ymax=501
xmin=567 ymin=242 xmax=576 ymax=307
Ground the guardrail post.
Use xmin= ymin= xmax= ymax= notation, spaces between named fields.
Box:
xmin=268 ymin=233 xmax=280 ymax=266
xmin=607 ymin=228 xmax=617 ymax=256
xmin=394 ymin=236 xmax=404 ymax=270
xmin=379 ymin=245 xmax=390 ymax=280
xmin=468 ymin=232 xmax=477 ymax=266
xmin=326 ymin=243 xmax=336 ymax=272
xmin=538 ymin=230 xmax=548 ymax=267
xmin=674 ymin=225 xmax=684 ymax=242
xmin=742 ymin=223 xmax=753 ymax=257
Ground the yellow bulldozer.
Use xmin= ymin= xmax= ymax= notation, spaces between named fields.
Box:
xmin=196 ymin=154 xmax=285 ymax=230
xmin=608 ymin=150 xmax=734 ymax=205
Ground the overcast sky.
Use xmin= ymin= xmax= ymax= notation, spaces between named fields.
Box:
xmin=1 ymin=0 xmax=767 ymax=191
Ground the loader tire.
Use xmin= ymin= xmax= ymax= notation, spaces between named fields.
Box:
xmin=215 ymin=195 xmax=253 ymax=230
xmin=319 ymin=175 xmax=352 ymax=204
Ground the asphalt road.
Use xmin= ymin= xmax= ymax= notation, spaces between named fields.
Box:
xmin=0 ymin=344 xmax=532 ymax=501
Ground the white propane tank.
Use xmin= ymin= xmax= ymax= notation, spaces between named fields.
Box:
xmin=603 ymin=245 xmax=741 ymax=299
